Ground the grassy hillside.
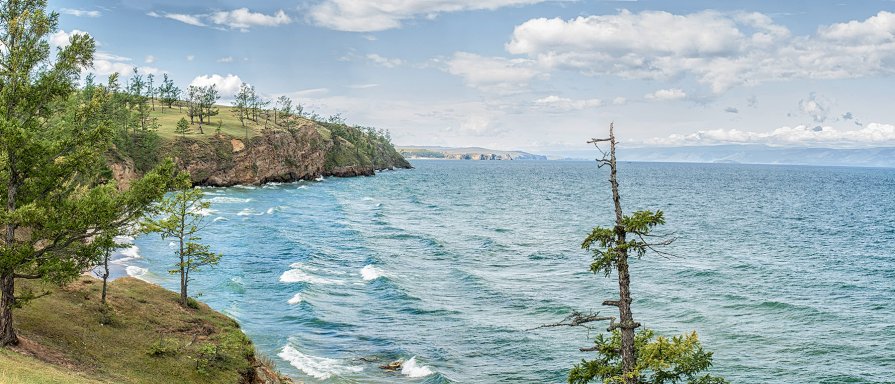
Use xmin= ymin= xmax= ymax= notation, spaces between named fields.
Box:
xmin=0 ymin=348 xmax=101 ymax=384
xmin=149 ymin=103 xmax=309 ymax=141
xmin=3 ymin=276 xmax=286 ymax=384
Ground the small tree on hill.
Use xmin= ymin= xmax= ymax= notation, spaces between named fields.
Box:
xmin=146 ymin=73 xmax=156 ymax=111
xmin=175 ymin=117 xmax=190 ymax=137
xmin=158 ymin=73 xmax=180 ymax=109
xmin=233 ymin=82 xmax=251 ymax=128
xmin=142 ymin=185 xmax=221 ymax=307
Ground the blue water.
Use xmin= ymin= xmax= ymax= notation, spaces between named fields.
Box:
xmin=116 ymin=160 xmax=895 ymax=383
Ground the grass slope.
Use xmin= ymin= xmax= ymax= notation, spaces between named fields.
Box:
xmin=4 ymin=276 xmax=265 ymax=384
xmin=0 ymin=348 xmax=100 ymax=384
xmin=149 ymin=103 xmax=325 ymax=142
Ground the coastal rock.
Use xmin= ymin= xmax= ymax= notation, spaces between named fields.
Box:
xmin=108 ymin=157 xmax=138 ymax=191
xmin=112 ymin=122 xmax=411 ymax=188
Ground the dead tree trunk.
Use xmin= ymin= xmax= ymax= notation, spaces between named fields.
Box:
xmin=591 ymin=123 xmax=640 ymax=383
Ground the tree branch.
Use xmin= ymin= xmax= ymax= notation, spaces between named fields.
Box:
xmin=528 ymin=311 xmax=614 ymax=331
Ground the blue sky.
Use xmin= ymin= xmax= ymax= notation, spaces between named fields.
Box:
xmin=50 ymin=0 xmax=895 ymax=153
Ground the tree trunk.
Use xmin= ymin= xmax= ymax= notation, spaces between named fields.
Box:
xmin=179 ymin=207 xmax=187 ymax=306
xmin=101 ymin=253 xmax=109 ymax=305
xmin=606 ymin=124 xmax=639 ymax=383
xmin=0 ymin=272 xmax=16 ymax=346
xmin=2 ymin=157 xmax=19 ymax=346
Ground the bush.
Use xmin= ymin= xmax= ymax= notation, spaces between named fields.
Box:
xmin=147 ymin=338 xmax=179 ymax=357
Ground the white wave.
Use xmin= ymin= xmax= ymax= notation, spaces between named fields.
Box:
xmin=278 ymin=345 xmax=362 ymax=380
xmin=168 ymin=241 xmax=177 ymax=249
xmin=113 ymin=235 xmax=135 ymax=244
xmin=237 ymin=208 xmax=256 ymax=216
xmin=266 ymin=207 xmax=279 ymax=215
xmin=280 ymin=265 xmax=342 ymax=285
xmin=314 ymin=176 xmax=324 ymax=182
xmin=401 ymin=356 xmax=434 ymax=378
xmin=191 ymin=207 xmax=216 ymax=216
xmin=112 ymin=245 xmax=141 ymax=264
xmin=297 ymin=185 xmax=308 ymax=189
xmin=213 ymin=216 xmax=229 ymax=222
xmin=233 ymin=184 xmax=257 ymax=190
xmin=209 ymin=196 xmax=253 ymax=204
xmin=125 ymin=266 xmax=148 ymax=279
xmin=287 ymin=293 xmax=302 ymax=305
xmin=362 ymin=196 xmax=374 ymax=201
xmin=360 ymin=265 xmax=384 ymax=281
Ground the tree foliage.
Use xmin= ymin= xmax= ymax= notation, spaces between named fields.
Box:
xmin=569 ymin=330 xmax=727 ymax=384
xmin=0 ymin=0 xmax=178 ymax=346
xmin=142 ymin=186 xmax=221 ymax=306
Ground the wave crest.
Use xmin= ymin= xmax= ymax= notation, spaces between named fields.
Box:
xmin=278 ymin=345 xmax=362 ymax=380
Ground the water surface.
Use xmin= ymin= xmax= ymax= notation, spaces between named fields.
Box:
xmin=117 ymin=160 xmax=895 ymax=383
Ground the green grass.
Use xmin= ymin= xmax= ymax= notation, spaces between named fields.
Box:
xmin=150 ymin=102 xmax=329 ymax=142
xmin=150 ymin=103 xmax=266 ymax=141
xmin=0 ymin=348 xmax=101 ymax=384
xmin=6 ymin=276 xmax=264 ymax=384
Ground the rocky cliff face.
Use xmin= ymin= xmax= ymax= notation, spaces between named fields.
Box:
xmin=115 ymin=122 xmax=411 ymax=187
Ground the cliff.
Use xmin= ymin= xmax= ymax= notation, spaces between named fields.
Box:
xmin=114 ymin=119 xmax=411 ymax=187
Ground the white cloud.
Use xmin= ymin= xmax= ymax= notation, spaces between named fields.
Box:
xmin=817 ymin=11 xmax=895 ymax=43
xmin=217 ymin=56 xmax=234 ymax=63
xmin=148 ymin=8 xmax=290 ymax=31
xmin=646 ymin=123 xmax=895 ymax=147
xmin=645 ymin=88 xmax=687 ymax=101
xmin=348 ymin=83 xmax=380 ymax=89
xmin=61 ymin=8 xmax=101 ymax=18
xmin=148 ymin=11 xmax=206 ymax=27
xmin=190 ymin=74 xmax=244 ymax=96
xmin=145 ymin=55 xmax=156 ymax=64
xmin=186 ymin=55 xmax=195 ymax=61
xmin=209 ymin=8 xmax=291 ymax=31
xmin=366 ymin=53 xmax=403 ymax=68
xmin=506 ymin=10 xmax=895 ymax=92
xmin=612 ymin=97 xmax=627 ymax=105
xmin=310 ymin=0 xmax=547 ymax=32
xmin=49 ymin=29 xmax=88 ymax=49
xmin=445 ymin=52 xmax=541 ymax=92
xmin=90 ymin=52 xmax=159 ymax=76
xmin=534 ymin=95 xmax=602 ymax=110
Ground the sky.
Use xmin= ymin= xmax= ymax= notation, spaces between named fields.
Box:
xmin=49 ymin=0 xmax=895 ymax=154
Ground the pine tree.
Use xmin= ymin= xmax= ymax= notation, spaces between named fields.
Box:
xmin=142 ymin=186 xmax=221 ymax=307
xmin=175 ymin=117 xmax=190 ymax=137
xmin=566 ymin=124 xmax=727 ymax=384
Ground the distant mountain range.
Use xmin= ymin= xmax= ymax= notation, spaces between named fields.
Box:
xmin=399 ymin=145 xmax=895 ymax=168
xmin=397 ymin=146 xmax=547 ymax=161
xmin=549 ymin=145 xmax=895 ymax=168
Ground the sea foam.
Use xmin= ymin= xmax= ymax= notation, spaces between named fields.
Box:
xmin=360 ymin=265 xmax=384 ymax=281
xmin=280 ymin=264 xmax=342 ymax=285
xmin=288 ymin=293 xmax=302 ymax=305
xmin=401 ymin=356 xmax=434 ymax=378
xmin=125 ymin=266 xmax=148 ymax=279
xmin=278 ymin=345 xmax=362 ymax=380
xmin=209 ymin=196 xmax=253 ymax=204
